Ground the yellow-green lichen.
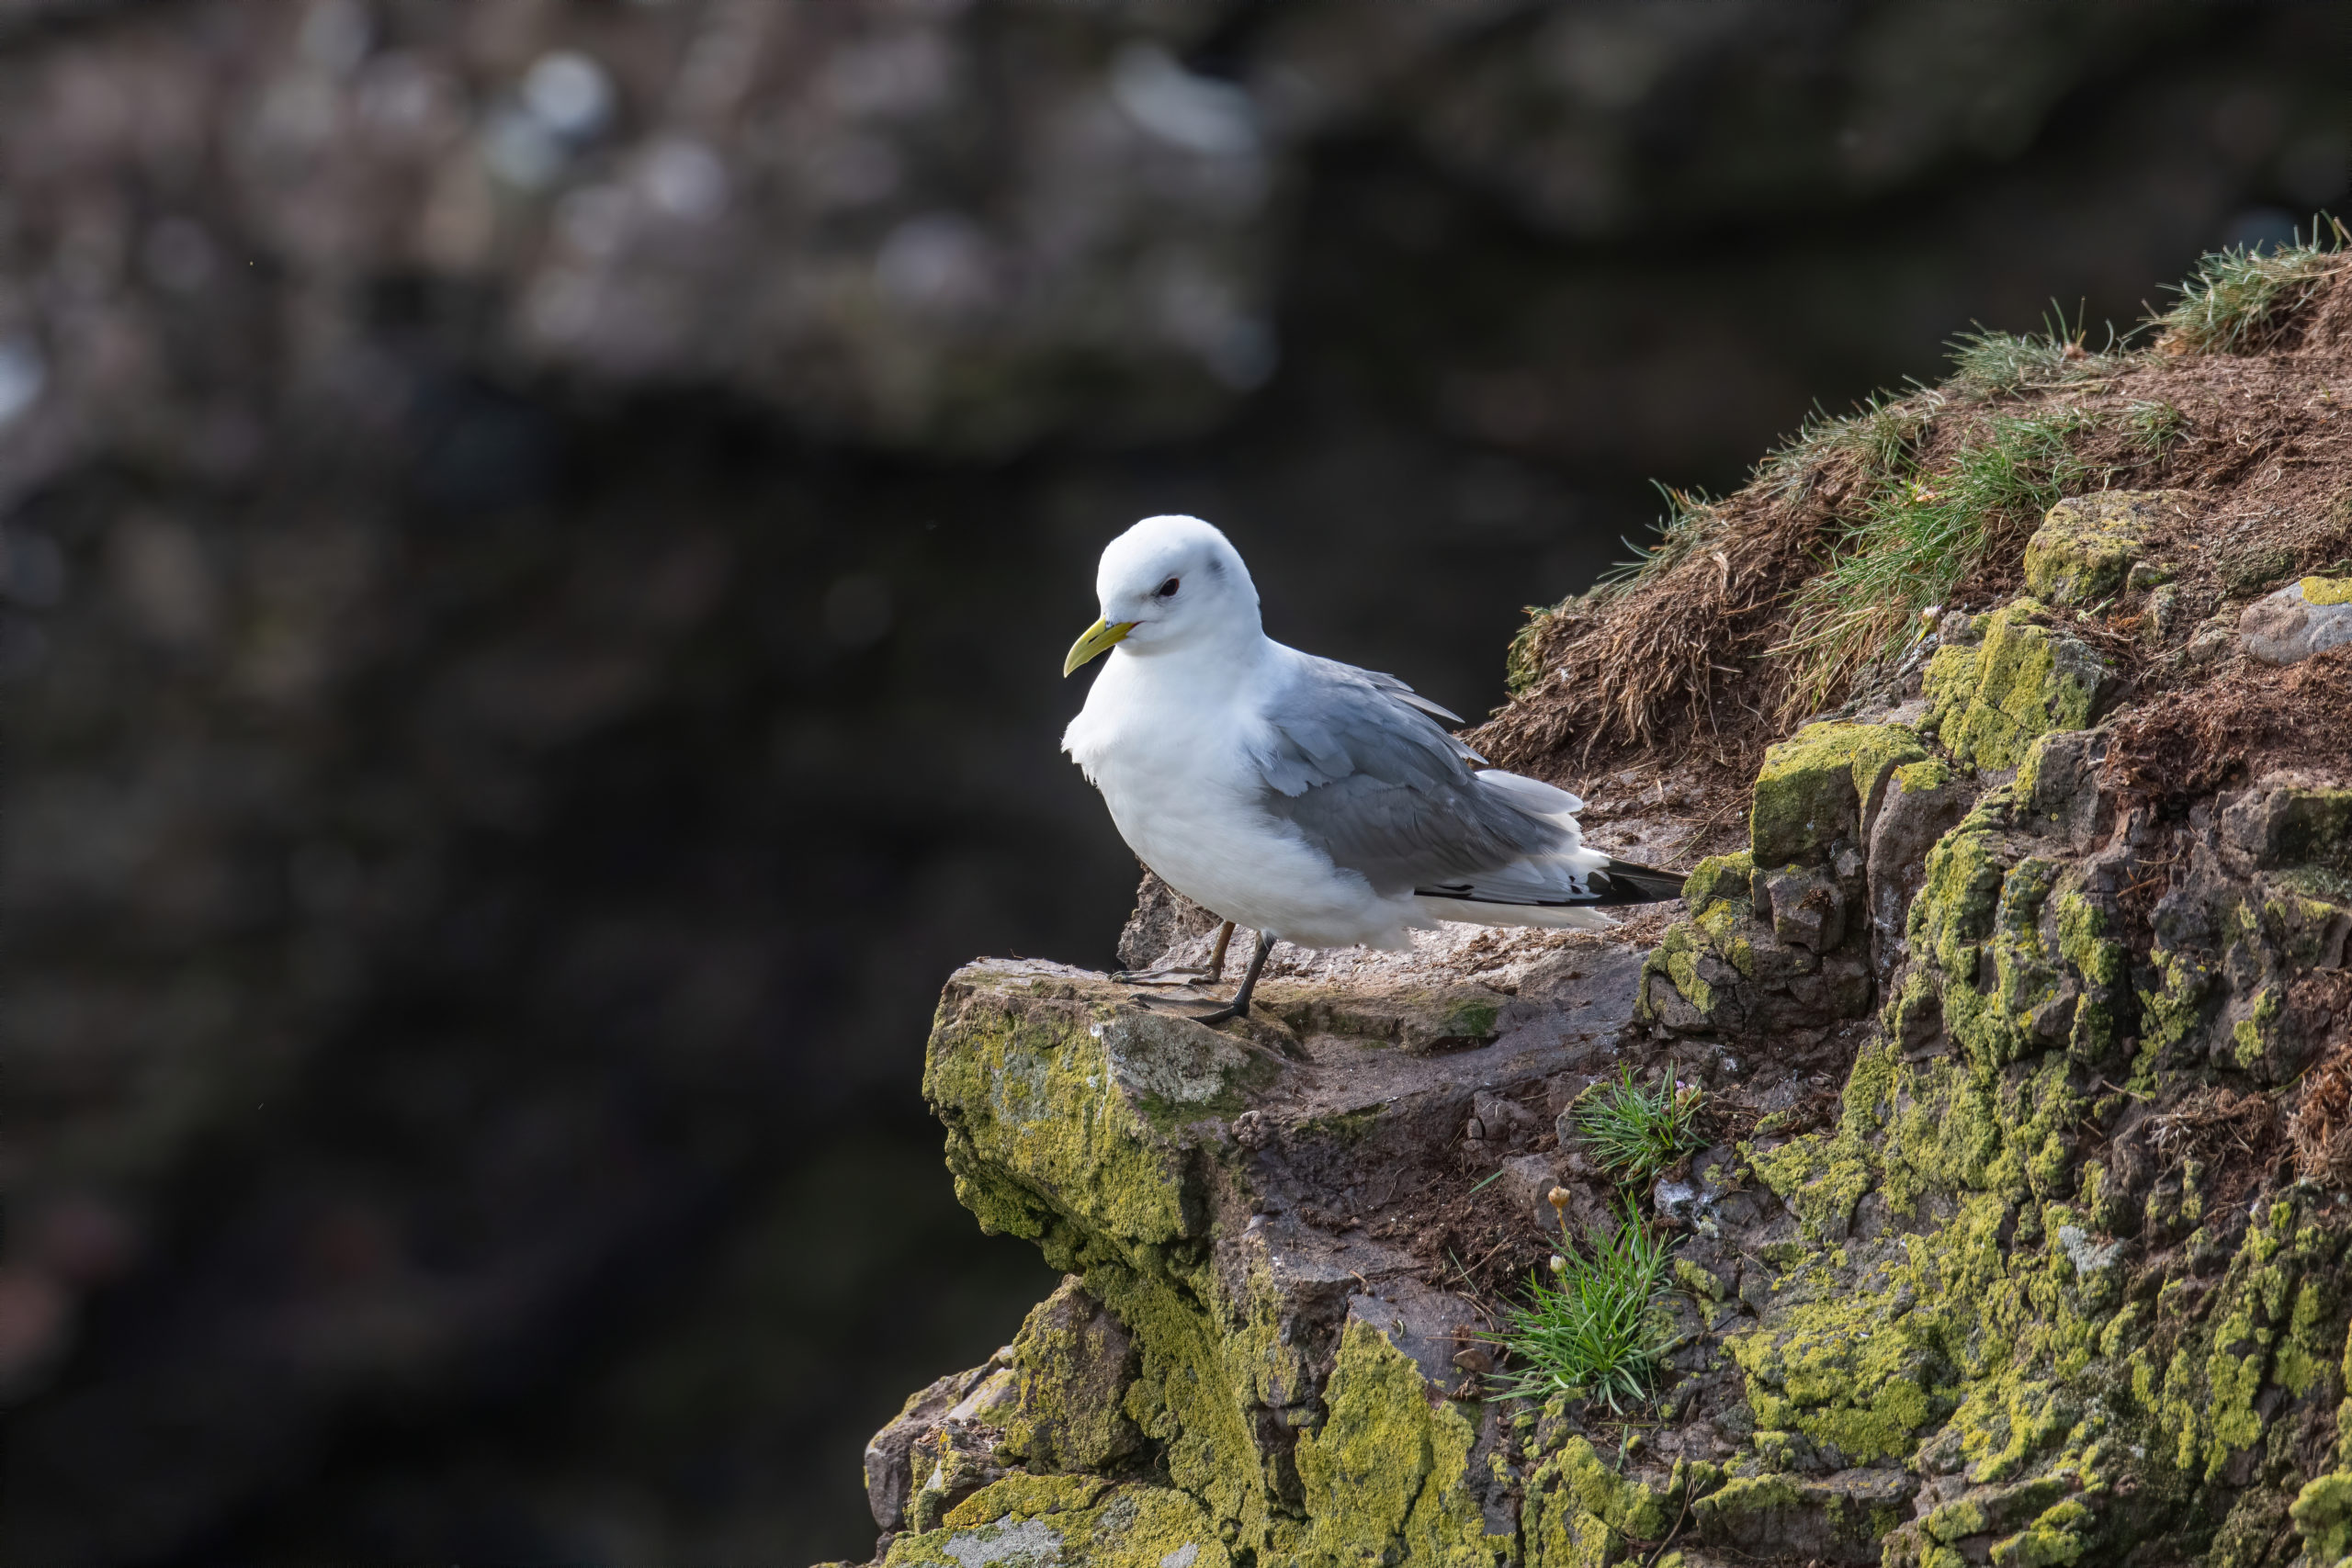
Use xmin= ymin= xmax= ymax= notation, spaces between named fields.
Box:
xmin=1987 ymin=1496 xmax=2093 ymax=1566
xmin=1923 ymin=600 xmax=2111 ymax=771
xmin=1749 ymin=722 xmax=1929 ymax=867
xmin=1292 ymin=1318 xmax=1503 ymax=1564
xmin=927 ymin=989 xmax=1263 ymax=1254
xmin=886 ymin=1474 xmax=1232 ymax=1567
xmin=1680 ymin=851 xmax=1754 ymax=913
xmin=2292 ymin=1471 xmax=2352 ymax=1562
xmin=2021 ymin=492 xmax=2169 ymax=607
xmin=2301 ymin=574 xmax=2352 ymax=607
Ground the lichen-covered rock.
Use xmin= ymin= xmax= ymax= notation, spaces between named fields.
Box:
xmin=2292 ymin=1471 xmax=2352 ymax=1562
xmin=999 ymin=1280 xmax=1148 ymax=1474
xmin=884 ymin=1474 xmax=1231 ymax=1567
xmin=2243 ymin=577 xmax=2352 ymax=666
xmin=883 ymin=584 xmax=2352 ymax=1565
xmin=2022 ymin=491 xmax=2191 ymax=607
xmin=1690 ymin=1468 xmax=1913 ymax=1563
xmin=869 ymin=1355 xmax=1018 ymax=1535
xmin=1923 ymin=599 xmax=2118 ymax=771
xmin=1642 ymin=724 xmax=1924 ymax=1041
xmin=1749 ymin=722 xmax=1931 ymax=870
xmin=891 ymin=952 xmax=1651 ymax=1562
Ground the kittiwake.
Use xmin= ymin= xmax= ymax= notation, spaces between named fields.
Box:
xmin=1060 ymin=514 xmax=1686 ymax=1023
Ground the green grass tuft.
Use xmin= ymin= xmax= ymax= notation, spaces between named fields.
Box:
xmin=1945 ymin=306 xmax=2132 ymax=400
xmin=1573 ymin=1065 xmax=1707 ymax=1184
xmin=2154 ymin=225 xmax=2346 ymax=355
xmin=1485 ymin=1202 xmax=1675 ymax=1412
xmin=2120 ymin=398 xmax=2186 ymax=455
xmin=1600 ymin=482 xmax=1721 ymax=593
xmin=1758 ymin=392 xmax=1928 ymax=502
xmin=1773 ymin=404 xmax=2093 ymax=718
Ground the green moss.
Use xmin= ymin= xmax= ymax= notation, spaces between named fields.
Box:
xmin=2022 ymin=492 xmax=2161 ymax=606
xmin=1922 ymin=600 xmax=2112 ymax=771
xmin=1895 ymin=757 xmax=1956 ymax=795
xmin=2136 ymin=948 xmax=2218 ymax=1063
xmin=2231 ymin=985 xmax=2286 ymax=1072
xmin=2292 ymin=1472 xmax=2352 ymax=1562
xmin=998 ymin=1280 xmax=1145 ymax=1472
xmin=1987 ymin=1498 xmax=2093 ymax=1567
xmin=1293 ymin=1318 xmax=1502 ymax=1562
xmin=1652 ymin=923 xmax=1715 ymax=1016
xmin=1749 ymin=722 xmax=1929 ymax=867
xmin=1681 ymin=851 xmax=1754 ymax=913
xmin=2132 ymin=1197 xmax=2348 ymax=1484
xmin=927 ymin=990 xmax=1265 ymax=1254
xmin=1676 ymin=1258 xmax=1728 ymax=1303
xmin=886 ymin=1475 xmax=1232 ymax=1566
xmin=1726 ymin=1201 xmax=1955 ymax=1467
xmin=1748 ymin=1132 xmax=1873 ymax=1243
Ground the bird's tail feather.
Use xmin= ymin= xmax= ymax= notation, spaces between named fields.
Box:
xmin=1585 ymin=856 xmax=1687 ymax=905
xmin=1414 ymin=897 xmax=1619 ymax=931
xmin=1412 ymin=856 xmax=1687 ymax=913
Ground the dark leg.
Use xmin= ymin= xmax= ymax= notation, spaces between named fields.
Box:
xmin=1114 ymin=917 xmax=1239 ymax=987
xmin=1192 ymin=929 xmax=1272 ymax=1025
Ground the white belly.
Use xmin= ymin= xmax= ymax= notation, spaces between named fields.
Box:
xmin=1067 ymin=664 xmax=1421 ymax=948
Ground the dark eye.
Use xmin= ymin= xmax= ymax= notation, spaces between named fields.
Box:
xmin=1156 ymin=577 xmax=1180 ymax=597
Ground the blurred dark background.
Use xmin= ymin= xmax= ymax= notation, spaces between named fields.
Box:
xmin=0 ymin=2 xmax=2344 ymax=1562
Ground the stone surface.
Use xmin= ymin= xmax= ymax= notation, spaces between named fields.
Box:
xmin=2242 ymin=576 xmax=2352 ymax=666
xmin=1923 ymin=598 xmax=2119 ymax=770
xmin=2021 ymin=490 xmax=2191 ymax=607
xmin=887 ymin=946 xmax=1655 ymax=1561
xmin=881 ymin=711 xmax=2352 ymax=1565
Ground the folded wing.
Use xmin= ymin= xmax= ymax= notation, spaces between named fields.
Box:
xmin=1243 ymin=651 xmax=1654 ymax=908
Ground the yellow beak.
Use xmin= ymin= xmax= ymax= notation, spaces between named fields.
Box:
xmin=1062 ymin=617 xmax=1136 ymax=676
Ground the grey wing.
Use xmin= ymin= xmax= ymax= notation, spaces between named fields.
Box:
xmin=1244 ymin=654 xmax=1570 ymax=897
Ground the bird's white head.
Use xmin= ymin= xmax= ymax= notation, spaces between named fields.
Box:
xmin=1063 ymin=514 xmax=1261 ymax=675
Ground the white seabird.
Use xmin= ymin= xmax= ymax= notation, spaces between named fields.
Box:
xmin=1061 ymin=514 xmax=1686 ymax=1022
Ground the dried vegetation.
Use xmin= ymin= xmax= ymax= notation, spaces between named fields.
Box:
xmin=1476 ymin=229 xmax=2352 ymax=786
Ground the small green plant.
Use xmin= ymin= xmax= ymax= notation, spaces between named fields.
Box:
xmin=2154 ymin=224 xmax=2347 ymax=355
xmin=1486 ymin=1200 xmax=1674 ymax=1413
xmin=2120 ymin=398 xmax=2186 ymax=455
xmin=1574 ymin=1065 xmax=1707 ymax=1184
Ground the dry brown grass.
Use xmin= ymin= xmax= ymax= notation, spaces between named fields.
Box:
xmin=2292 ymin=1045 xmax=2352 ymax=1190
xmin=1480 ymin=254 xmax=2352 ymax=786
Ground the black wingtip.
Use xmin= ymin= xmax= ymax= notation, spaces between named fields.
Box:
xmin=1589 ymin=857 xmax=1688 ymax=905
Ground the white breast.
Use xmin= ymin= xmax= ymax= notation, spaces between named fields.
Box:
xmin=1063 ymin=650 xmax=1420 ymax=947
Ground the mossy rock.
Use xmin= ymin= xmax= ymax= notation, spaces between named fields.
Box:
xmin=1923 ymin=599 xmax=2114 ymax=772
xmin=1680 ymin=850 xmax=1754 ymax=914
xmin=925 ymin=962 xmax=1281 ymax=1256
xmin=2021 ymin=491 xmax=2189 ymax=606
xmin=2292 ymin=1471 xmax=2352 ymax=1562
xmin=1292 ymin=1318 xmax=1509 ymax=1562
xmin=1750 ymin=721 xmax=1929 ymax=869
xmin=999 ymin=1278 xmax=1148 ymax=1472
xmin=885 ymin=1474 xmax=1231 ymax=1566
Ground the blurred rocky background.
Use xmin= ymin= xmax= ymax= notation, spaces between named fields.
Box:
xmin=0 ymin=1 xmax=2343 ymax=1562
